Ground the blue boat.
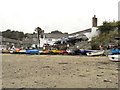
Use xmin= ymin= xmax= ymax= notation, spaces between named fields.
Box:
xmin=80 ymin=50 xmax=93 ymax=55
xmin=26 ymin=49 xmax=39 ymax=54
xmin=110 ymin=49 xmax=120 ymax=54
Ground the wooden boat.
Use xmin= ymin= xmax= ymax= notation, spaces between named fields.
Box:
xmin=86 ymin=50 xmax=104 ymax=56
xmin=108 ymin=55 xmax=120 ymax=61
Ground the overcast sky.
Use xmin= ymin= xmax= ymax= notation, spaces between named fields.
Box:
xmin=0 ymin=0 xmax=119 ymax=34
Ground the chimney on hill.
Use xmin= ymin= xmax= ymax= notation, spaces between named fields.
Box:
xmin=92 ymin=15 xmax=97 ymax=27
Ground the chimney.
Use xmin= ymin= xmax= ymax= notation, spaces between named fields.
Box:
xmin=92 ymin=15 xmax=97 ymax=27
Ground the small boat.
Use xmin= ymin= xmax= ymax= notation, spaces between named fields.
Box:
xmin=86 ymin=50 xmax=104 ymax=56
xmin=26 ymin=49 xmax=39 ymax=54
xmin=51 ymin=50 xmax=62 ymax=54
xmin=61 ymin=50 xmax=68 ymax=55
xmin=19 ymin=50 xmax=26 ymax=54
xmin=2 ymin=49 xmax=10 ymax=53
xmin=80 ymin=50 xmax=93 ymax=55
xmin=108 ymin=55 xmax=120 ymax=61
xmin=110 ymin=49 xmax=120 ymax=54
xmin=40 ymin=50 xmax=51 ymax=54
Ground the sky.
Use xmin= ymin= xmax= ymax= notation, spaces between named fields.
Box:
xmin=0 ymin=0 xmax=119 ymax=34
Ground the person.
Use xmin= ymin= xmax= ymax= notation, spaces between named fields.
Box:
xmin=67 ymin=44 xmax=69 ymax=49
xmin=99 ymin=44 xmax=103 ymax=50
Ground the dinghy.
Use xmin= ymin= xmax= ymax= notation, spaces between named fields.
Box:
xmin=80 ymin=50 xmax=93 ymax=55
xmin=19 ymin=50 xmax=26 ymax=54
xmin=108 ymin=37 xmax=120 ymax=61
xmin=86 ymin=50 xmax=104 ymax=56
xmin=26 ymin=49 xmax=39 ymax=54
xmin=108 ymin=55 xmax=120 ymax=61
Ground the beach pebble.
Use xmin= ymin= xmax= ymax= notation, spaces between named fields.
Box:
xmin=18 ymin=69 xmax=21 ymax=71
xmin=97 ymin=74 xmax=103 ymax=77
xmin=103 ymin=79 xmax=112 ymax=83
xmin=86 ymin=69 xmax=89 ymax=72
xmin=12 ymin=82 xmax=15 ymax=84
xmin=79 ymin=75 xmax=86 ymax=77
xmin=112 ymin=73 xmax=115 ymax=75
xmin=34 ymin=81 xmax=38 ymax=83
xmin=54 ymin=85 xmax=56 ymax=87
xmin=116 ymin=68 xmax=120 ymax=71
xmin=98 ymin=67 xmax=104 ymax=69
xmin=63 ymin=68 xmax=66 ymax=70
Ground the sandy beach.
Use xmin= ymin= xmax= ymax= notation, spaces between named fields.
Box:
xmin=2 ymin=54 xmax=119 ymax=88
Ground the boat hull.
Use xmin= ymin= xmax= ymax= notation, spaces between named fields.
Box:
xmin=108 ymin=55 xmax=120 ymax=61
xmin=87 ymin=50 xmax=104 ymax=56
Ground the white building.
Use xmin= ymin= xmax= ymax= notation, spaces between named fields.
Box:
xmin=32 ymin=15 xmax=100 ymax=48
xmin=32 ymin=33 xmax=68 ymax=48
xmin=69 ymin=15 xmax=100 ymax=41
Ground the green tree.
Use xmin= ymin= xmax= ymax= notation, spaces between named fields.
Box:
xmin=51 ymin=30 xmax=63 ymax=34
xmin=91 ymin=21 xmax=118 ymax=49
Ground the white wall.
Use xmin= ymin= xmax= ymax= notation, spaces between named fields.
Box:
xmin=84 ymin=27 xmax=100 ymax=41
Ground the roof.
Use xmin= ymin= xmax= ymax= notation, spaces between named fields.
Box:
xmin=69 ymin=28 xmax=91 ymax=36
xmin=44 ymin=33 xmax=68 ymax=39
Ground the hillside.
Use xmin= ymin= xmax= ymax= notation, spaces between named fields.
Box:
xmin=91 ymin=21 xmax=120 ymax=49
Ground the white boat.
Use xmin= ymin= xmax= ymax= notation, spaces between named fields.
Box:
xmin=10 ymin=50 xmax=13 ymax=54
xmin=108 ymin=55 xmax=120 ymax=61
xmin=86 ymin=50 xmax=104 ymax=56
xmin=19 ymin=50 xmax=26 ymax=53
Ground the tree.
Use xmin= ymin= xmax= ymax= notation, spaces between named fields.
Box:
xmin=64 ymin=32 xmax=68 ymax=34
xmin=91 ymin=21 xmax=118 ymax=49
xmin=51 ymin=30 xmax=63 ymax=34
xmin=35 ymin=27 xmax=44 ymax=48
xmin=2 ymin=29 xmax=25 ymax=41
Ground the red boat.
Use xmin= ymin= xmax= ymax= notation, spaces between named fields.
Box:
xmin=61 ymin=50 xmax=68 ymax=55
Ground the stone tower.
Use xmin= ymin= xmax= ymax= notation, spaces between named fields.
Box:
xmin=92 ymin=15 xmax=97 ymax=27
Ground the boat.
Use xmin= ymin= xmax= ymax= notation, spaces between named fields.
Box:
xmin=40 ymin=50 xmax=51 ymax=54
xmin=108 ymin=55 xmax=120 ymax=61
xmin=80 ymin=50 xmax=93 ymax=55
xmin=61 ymin=50 xmax=68 ymax=55
xmin=86 ymin=50 xmax=104 ymax=56
xmin=26 ymin=49 xmax=39 ymax=54
xmin=110 ymin=49 xmax=120 ymax=54
xmin=51 ymin=50 xmax=62 ymax=54
xmin=2 ymin=49 xmax=10 ymax=53
xmin=108 ymin=37 xmax=120 ymax=61
xmin=19 ymin=50 xmax=26 ymax=54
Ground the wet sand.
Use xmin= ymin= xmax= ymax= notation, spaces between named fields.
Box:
xmin=2 ymin=54 xmax=119 ymax=88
